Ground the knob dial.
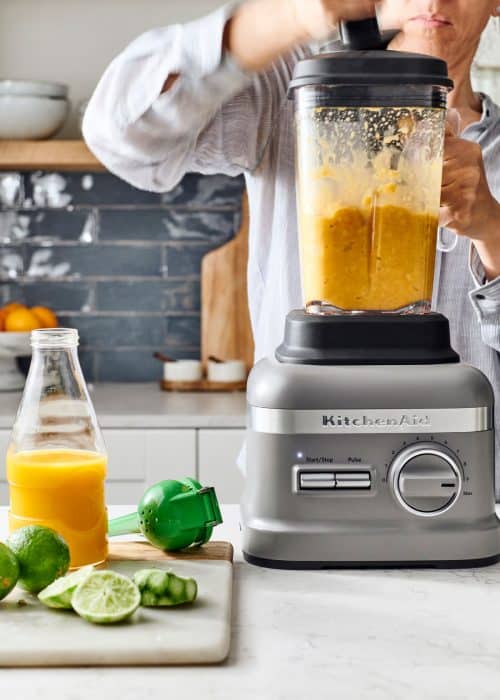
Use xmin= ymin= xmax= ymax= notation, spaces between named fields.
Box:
xmin=389 ymin=443 xmax=462 ymax=517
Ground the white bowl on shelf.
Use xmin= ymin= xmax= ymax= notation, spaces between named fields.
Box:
xmin=0 ymin=80 xmax=69 ymax=140
xmin=207 ymin=359 xmax=247 ymax=383
xmin=0 ymin=332 xmax=31 ymax=391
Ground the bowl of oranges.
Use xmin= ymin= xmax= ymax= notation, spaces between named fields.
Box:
xmin=0 ymin=302 xmax=58 ymax=391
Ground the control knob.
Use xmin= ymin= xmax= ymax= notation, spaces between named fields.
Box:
xmin=389 ymin=443 xmax=462 ymax=516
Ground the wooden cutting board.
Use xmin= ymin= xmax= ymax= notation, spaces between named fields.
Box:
xmin=0 ymin=541 xmax=233 ymax=667
xmin=201 ymin=193 xmax=254 ymax=369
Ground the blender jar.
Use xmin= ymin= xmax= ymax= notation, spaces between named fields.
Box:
xmin=291 ymin=51 xmax=452 ymax=314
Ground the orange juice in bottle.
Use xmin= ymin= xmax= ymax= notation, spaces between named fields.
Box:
xmin=6 ymin=329 xmax=107 ymax=568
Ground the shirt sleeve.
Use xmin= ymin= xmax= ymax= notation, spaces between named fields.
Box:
xmin=468 ymin=243 xmax=500 ymax=353
xmin=82 ymin=2 xmax=300 ymax=192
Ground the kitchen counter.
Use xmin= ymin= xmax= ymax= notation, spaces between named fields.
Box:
xmin=2 ymin=505 xmax=500 ymax=700
xmin=0 ymin=383 xmax=247 ymax=429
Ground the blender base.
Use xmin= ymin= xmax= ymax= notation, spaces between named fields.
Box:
xmin=242 ymin=311 xmax=500 ymax=570
xmin=243 ymin=552 xmax=500 ymax=570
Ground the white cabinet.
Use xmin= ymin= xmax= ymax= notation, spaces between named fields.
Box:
xmin=0 ymin=428 xmax=197 ymax=506
xmin=104 ymin=429 xmax=196 ymax=504
xmin=0 ymin=426 xmax=246 ymax=505
xmin=198 ymin=429 xmax=246 ymax=503
xmin=0 ymin=430 xmax=11 ymax=505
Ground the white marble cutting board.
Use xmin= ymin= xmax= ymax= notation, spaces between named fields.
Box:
xmin=0 ymin=541 xmax=233 ymax=666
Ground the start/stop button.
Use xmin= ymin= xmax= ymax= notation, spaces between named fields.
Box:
xmin=299 ymin=472 xmax=335 ymax=489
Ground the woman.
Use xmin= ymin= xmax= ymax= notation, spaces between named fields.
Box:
xmin=83 ymin=0 xmax=500 ymax=487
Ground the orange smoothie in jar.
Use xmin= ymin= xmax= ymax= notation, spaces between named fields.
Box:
xmin=300 ymin=204 xmax=439 ymax=312
xmin=7 ymin=448 xmax=108 ymax=568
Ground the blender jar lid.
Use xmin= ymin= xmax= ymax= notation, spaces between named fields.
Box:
xmin=289 ymin=50 xmax=454 ymax=92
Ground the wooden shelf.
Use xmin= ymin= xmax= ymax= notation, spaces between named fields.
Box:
xmin=0 ymin=140 xmax=106 ymax=172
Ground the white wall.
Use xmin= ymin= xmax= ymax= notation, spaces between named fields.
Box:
xmin=1 ymin=1 xmax=499 ymax=138
xmin=0 ymin=0 xmax=221 ymax=136
xmin=473 ymin=21 xmax=500 ymax=103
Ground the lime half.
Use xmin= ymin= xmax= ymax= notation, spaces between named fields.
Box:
xmin=38 ymin=565 xmax=94 ymax=609
xmin=72 ymin=571 xmax=140 ymax=624
xmin=0 ymin=542 xmax=19 ymax=601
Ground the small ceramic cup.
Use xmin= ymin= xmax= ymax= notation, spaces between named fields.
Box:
xmin=164 ymin=360 xmax=203 ymax=382
xmin=207 ymin=359 xmax=246 ymax=383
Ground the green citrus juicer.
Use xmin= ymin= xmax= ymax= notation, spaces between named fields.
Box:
xmin=107 ymin=478 xmax=223 ymax=551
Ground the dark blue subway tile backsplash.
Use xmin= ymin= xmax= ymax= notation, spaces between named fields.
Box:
xmin=25 ymin=243 xmax=165 ymax=279
xmin=99 ymin=209 xmax=237 ymax=243
xmin=96 ymin=280 xmax=201 ymax=313
xmin=95 ymin=349 xmax=164 ymax=383
xmin=0 ymin=170 xmax=245 ymax=382
xmin=57 ymin=314 xmax=168 ymax=349
xmin=11 ymin=281 xmax=92 ymax=312
xmin=167 ymin=243 xmax=217 ymax=278
xmin=167 ymin=315 xmax=201 ymax=348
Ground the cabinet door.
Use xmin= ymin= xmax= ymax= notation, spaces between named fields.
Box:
xmin=0 ymin=428 xmax=198 ymax=506
xmin=198 ymin=429 xmax=246 ymax=503
xmin=104 ymin=429 xmax=196 ymax=505
xmin=144 ymin=430 xmax=196 ymax=486
xmin=0 ymin=431 xmax=11 ymax=505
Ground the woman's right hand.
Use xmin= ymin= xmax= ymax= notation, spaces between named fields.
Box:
xmin=227 ymin=0 xmax=380 ymax=73
xmin=293 ymin=0 xmax=380 ymax=40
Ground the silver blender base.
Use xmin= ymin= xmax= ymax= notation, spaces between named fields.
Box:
xmin=242 ymin=312 xmax=500 ymax=569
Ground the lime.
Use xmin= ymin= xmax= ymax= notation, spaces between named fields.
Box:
xmin=133 ymin=568 xmax=198 ymax=606
xmin=7 ymin=525 xmax=70 ymax=594
xmin=0 ymin=542 xmax=19 ymax=601
xmin=38 ymin=565 xmax=94 ymax=609
xmin=72 ymin=571 xmax=140 ymax=624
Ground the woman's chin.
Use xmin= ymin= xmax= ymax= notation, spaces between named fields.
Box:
xmin=389 ymin=31 xmax=454 ymax=62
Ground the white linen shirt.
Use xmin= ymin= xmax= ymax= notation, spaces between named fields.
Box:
xmin=83 ymin=4 xmax=500 ymax=492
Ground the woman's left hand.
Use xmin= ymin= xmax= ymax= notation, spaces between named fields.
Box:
xmin=440 ymin=132 xmax=500 ymax=242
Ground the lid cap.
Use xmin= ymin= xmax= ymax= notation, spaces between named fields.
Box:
xmin=289 ymin=50 xmax=454 ymax=92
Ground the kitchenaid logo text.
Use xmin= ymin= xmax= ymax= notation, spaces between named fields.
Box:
xmin=322 ymin=414 xmax=431 ymax=428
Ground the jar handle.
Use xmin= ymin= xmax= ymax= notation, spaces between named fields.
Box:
xmin=437 ymin=227 xmax=458 ymax=253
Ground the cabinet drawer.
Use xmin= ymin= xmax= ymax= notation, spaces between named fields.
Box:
xmin=198 ymin=429 xmax=246 ymax=503
xmin=0 ymin=430 xmax=11 ymax=471
xmin=0 ymin=429 xmax=197 ymax=506
xmin=0 ymin=431 xmax=11 ymax=504
xmin=105 ymin=481 xmax=146 ymax=506
xmin=103 ymin=429 xmax=196 ymax=484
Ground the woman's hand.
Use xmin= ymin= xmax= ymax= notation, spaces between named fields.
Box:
xmin=228 ymin=0 xmax=379 ymax=73
xmin=293 ymin=0 xmax=379 ymax=40
xmin=441 ymin=130 xmax=500 ymax=279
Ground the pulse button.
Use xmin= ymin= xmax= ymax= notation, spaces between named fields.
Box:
xmin=336 ymin=472 xmax=371 ymax=489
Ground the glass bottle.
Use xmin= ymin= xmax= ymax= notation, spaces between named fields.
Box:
xmin=6 ymin=328 xmax=107 ymax=567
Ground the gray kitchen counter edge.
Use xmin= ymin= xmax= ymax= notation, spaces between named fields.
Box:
xmin=0 ymin=383 xmax=247 ymax=429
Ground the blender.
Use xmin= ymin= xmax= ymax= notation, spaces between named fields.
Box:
xmin=241 ymin=18 xmax=500 ymax=568
xmin=295 ymin=18 xmax=450 ymax=315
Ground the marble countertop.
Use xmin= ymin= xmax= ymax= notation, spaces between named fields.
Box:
xmin=2 ymin=504 xmax=500 ymax=699
xmin=0 ymin=383 xmax=247 ymax=429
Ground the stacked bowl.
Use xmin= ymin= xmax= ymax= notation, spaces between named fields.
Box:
xmin=0 ymin=80 xmax=69 ymax=139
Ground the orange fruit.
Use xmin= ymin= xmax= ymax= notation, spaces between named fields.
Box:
xmin=31 ymin=306 xmax=58 ymax=329
xmin=4 ymin=308 xmax=41 ymax=333
xmin=2 ymin=302 xmax=25 ymax=315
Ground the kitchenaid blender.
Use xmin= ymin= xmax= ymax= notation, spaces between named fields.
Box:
xmin=241 ymin=18 xmax=500 ymax=568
